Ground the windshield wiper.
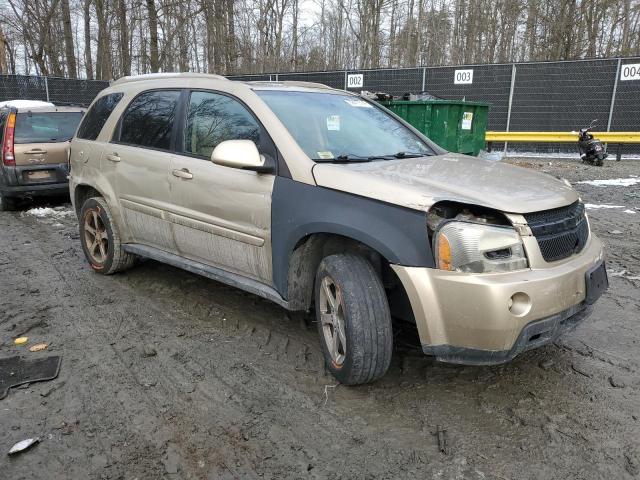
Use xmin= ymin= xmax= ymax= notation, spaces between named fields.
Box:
xmin=397 ymin=151 xmax=426 ymax=158
xmin=313 ymin=153 xmax=373 ymax=163
xmin=313 ymin=151 xmax=429 ymax=163
xmin=389 ymin=151 xmax=428 ymax=159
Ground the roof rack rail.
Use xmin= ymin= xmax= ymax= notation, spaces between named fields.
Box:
xmin=111 ymin=72 xmax=228 ymax=86
xmin=245 ymin=80 xmax=334 ymax=90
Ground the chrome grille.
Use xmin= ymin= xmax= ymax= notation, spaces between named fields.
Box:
xmin=523 ymin=202 xmax=589 ymax=262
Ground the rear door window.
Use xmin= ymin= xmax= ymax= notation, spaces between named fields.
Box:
xmin=118 ymin=90 xmax=180 ymax=151
xmin=15 ymin=112 xmax=84 ymax=144
xmin=77 ymin=93 xmax=123 ymax=140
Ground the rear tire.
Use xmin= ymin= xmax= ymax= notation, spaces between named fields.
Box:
xmin=0 ymin=192 xmax=17 ymax=211
xmin=79 ymin=197 xmax=136 ymax=274
xmin=314 ymin=253 xmax=393 ymax=385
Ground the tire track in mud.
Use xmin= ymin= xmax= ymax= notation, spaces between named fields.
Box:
xmin=4 ymin=163 xmax=640 ymax=480
xmin=4 ymin=213 xmax=438 ymax=479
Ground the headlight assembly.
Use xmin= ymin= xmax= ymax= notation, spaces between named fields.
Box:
xmin=435 ymin=221 xmax=529 ymax=273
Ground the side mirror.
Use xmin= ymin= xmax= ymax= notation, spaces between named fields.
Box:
xmin=211 ymin=139 xmax=273 ymax=173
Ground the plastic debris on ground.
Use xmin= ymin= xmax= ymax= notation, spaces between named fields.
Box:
xmin=29 ymin=343 xmax=49 ymax=352
xmin=8 ymin=438 xmax=40 ymax=455
xmin=14 ymin=337 xmax=28 ymax=345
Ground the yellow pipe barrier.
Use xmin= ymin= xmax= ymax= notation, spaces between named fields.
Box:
xmin=485 ymin=131 xmax=640 ymax=143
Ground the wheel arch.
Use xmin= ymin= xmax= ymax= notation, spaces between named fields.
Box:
xmin=73 ymin=183 xmax=104 ymax=215
xmin=72 ymin=182 xmax=130 ymax=243
xmin=284 ymin=231 xmax=418 ymax=317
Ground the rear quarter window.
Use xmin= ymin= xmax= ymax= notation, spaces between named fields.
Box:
xmin=15 ymin=112 xmax=84 ymax=144
xmin=77 ymin=93 xmax=124 ymax=141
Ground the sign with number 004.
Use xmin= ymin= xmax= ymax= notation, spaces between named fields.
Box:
xmin=621 ymin=63 xmax=640 ymax=81
xmin=347 ymin=74 xmax=364 ymax=89
xmin=454 ymin=69 xmax=473 ymax=84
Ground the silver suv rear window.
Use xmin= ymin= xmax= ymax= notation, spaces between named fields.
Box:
xmin=15 ymin=112 xmax=83 ymax=144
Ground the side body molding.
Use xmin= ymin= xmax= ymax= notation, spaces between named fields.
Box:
xmin=271 ymin=176 xmax=435 ymax=299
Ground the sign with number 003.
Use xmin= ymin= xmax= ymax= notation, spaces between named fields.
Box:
xmin=454 ymin=69 xmax=473 ymax=85
xmin=347 ymin=74 xmax=364 ymax=89
xmin=621 ymin=63 xmax=640 ymax=81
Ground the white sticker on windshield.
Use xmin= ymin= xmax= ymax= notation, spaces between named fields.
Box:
xmin=344 ymin=99 xmax=373 ymax=108
xmin=326 ymin=115 xmax=341 ymax=131
xmin=317 ymin=151 xmax=334 ymax=159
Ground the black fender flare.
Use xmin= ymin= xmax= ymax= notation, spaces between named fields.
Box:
xmin=271 ymin=176 xmax=435 ymax=299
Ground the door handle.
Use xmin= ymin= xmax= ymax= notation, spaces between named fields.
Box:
xmin=25 ymin=149 xmax=47 ymax=154
xmin=106 ymin=153 xmax=121 ymax=162
xmin=172 ymin=168 xmax=193 ymax=180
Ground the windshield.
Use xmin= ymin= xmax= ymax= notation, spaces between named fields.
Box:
xmin=256 ymin=90 xmax=433 ymax=161
xmin=15 ymin=112 xmax=84 ymax=144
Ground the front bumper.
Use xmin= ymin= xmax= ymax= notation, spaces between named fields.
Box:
xmin=392 ymin=234 xmax=605 ymax=365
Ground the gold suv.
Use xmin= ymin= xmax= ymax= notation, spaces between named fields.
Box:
xmin=0 ymin=101 xmax=85 ymax=210
xmin=69 ymin=73 xmax=608 ymax=384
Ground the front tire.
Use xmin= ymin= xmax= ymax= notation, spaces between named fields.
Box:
xmin=79 ymin=197 xmax=136 ymax=274
xmin=314 ymin=254 xmax=393 ymax=385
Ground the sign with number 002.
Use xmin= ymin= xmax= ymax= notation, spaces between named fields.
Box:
xmin=347 ymin=74 xmax=364 ymax=89
xmin=454 ymin=69 xmax=474 ymax=85
xmin=621 ymin=63 xmax=640 ymax=81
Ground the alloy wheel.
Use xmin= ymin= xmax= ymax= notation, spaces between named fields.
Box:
xmin=318 ymin=275 xmax=347 ymax=366
xmin=83 ymin=208 xmax=108 ymax=265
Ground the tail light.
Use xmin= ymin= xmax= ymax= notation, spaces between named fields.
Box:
xmin=2 ymin=112 xmax=16 ymax=166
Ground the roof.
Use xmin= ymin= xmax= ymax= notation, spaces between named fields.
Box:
xmin=0 ymin=100 xmax=85 ymax=113
xmin=111 ymin=72 xmax=228 ymax=86
xmin=0 ymin=100 xmax=55 ymax=109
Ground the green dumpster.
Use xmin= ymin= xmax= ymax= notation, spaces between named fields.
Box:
xmin=380 ymin=100 xmax=490 ymax=156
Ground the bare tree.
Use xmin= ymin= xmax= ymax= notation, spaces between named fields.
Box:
xmin=1 ymin=0 xmax=639 ymax=77
xmin=146 ymin=0 xmax=160 ymax=72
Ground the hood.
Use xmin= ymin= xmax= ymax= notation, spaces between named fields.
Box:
xmin=312 ymin=153 xmax=578 ymax=214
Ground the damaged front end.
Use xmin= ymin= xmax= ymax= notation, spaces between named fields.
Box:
xmin=426 ymin=202 xmax=529 ymax=274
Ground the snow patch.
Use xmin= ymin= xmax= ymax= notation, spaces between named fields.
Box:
xmin=25 ymin=206 xmax=74 ymax=218
xmin=623 ymin=209 xmax=637 ymax=214
xmin=584 ymin=204 xmax=626 ymax=210
xmin=478 ymin=151 xmax=504 ymax=162
xmin=577 ymin=177 xmax=640 ymax=187
xmin=505 ymin=151 xmax=640 ymax=160
xmin=0 ymin=100 xmax=55 ymax=109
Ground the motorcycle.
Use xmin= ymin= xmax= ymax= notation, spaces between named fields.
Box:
xmin=578 ymin=120 xmax=607 ymax=166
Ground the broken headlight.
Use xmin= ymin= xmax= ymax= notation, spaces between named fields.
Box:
xmin=434 ymin=221 xmax=528 ymax=273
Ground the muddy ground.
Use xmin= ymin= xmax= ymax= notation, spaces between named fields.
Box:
xmin=1 ymin=158 xmax=639 ymax=479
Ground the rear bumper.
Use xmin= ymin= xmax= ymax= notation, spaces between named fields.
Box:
xmin=392 ymin=234 xmax=606 ymax=364
xmin=0 ymin=163 xmax=69 ymax=198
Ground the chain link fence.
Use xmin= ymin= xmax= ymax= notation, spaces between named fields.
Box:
xmin=230 ymin=57 xmax=640 ymax=155
xmin=0 ymin=75 xmax=109 ymax=106
xmin=2 ymin=57 xmax=639 ymax=155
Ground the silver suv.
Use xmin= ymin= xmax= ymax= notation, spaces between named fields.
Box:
xmin=0 ymin=101 xmax=85 ymax=210
xmin=70 ymin=73 xmax=607 ymax=385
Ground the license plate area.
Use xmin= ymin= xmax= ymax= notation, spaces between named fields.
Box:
xmin=585 ymin=261 xmax=608 ymax=305
xmin=23 ymin=170 xmax=54 ymax=183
